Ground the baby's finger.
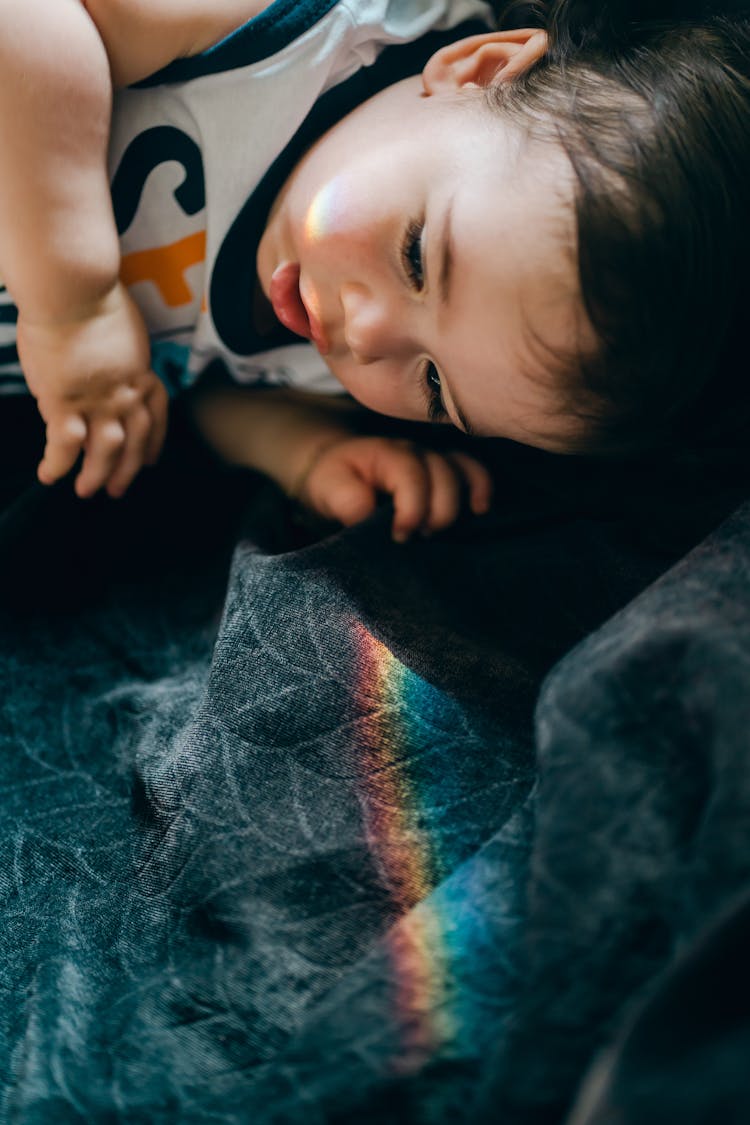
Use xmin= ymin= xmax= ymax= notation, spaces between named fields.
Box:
xmin=308 ymin=460 xmax=378 ymax=526
xmin=105 ymin=405 xmax=153 ymax=499
xmin=381 ymin=447 xmax=432 ymax=542
xmin=447 ymin=450 xmax=494 ymax=515
xmin=37 ymin=414 xmax=87 ymax=486
xmin=74 ymin=418 xmax=126 ymax=499
xmin=420 ymin=451 xmax=463 ymax=533
xmin=144 ymin=378 xmax=169 ymax=465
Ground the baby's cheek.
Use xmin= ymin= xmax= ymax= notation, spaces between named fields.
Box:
xmin=328 ymin=356 xmax=423 ymax=424
xmin=301 ymin=173 xmax=381 ymax=254
xmin=303 ymin=177 xmax=350 ymax=246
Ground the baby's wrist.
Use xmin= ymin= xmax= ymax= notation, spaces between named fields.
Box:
xmin=289 ymin=433 xmax=350 ymax=504
xmin=18 ymin=275 xmax=126 ymax=336
xmin=15 ymin=244 xmax=122 ymax=331
xmin=21 ymin=276 xmax=122 ymax=328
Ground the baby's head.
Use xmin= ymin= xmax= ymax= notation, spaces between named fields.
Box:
xmin=257 ymin=1 xmax=750 ymax=457
xmin=508 ymin=0 xmax=750 ymax=458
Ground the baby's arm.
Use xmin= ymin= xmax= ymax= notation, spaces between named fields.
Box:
xmin=0 ymin=0 xmax=271 ymax=498
xmin=0 ymin=0 xmax=168 ymax=497
xmin=190 ymin=386 xmax=492 ymax=541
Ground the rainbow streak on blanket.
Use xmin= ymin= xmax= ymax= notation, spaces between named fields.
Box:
xmin=353 ymin=624 xmax=460 ymax=1068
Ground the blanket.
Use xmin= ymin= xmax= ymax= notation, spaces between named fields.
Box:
xmin=1 ymin=397 xmax=750 ymax=1123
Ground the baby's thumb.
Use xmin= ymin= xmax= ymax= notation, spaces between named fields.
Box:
xmin=315 ymin=472 xmax=377 ymax=527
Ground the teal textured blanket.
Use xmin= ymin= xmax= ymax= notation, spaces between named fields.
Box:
xmin=2 ymin=402 xmax=750 ymax=1123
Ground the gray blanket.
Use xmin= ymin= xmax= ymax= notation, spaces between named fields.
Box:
xmin=2 ymin=400 xmax=749 ymax=1122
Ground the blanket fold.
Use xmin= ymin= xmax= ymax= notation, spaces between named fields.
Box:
xmin=2 ymin=405 xmax=749 ymax=1122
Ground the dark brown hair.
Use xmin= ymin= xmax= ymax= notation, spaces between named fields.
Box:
xmin=493 ymin=0 xmax=750 ymax=457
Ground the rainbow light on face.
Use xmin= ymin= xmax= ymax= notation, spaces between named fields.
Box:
xmin=352 ymin=622 xmax=458 ymax=1070
xmin=303 ymin=179 xmax=344 ymax=245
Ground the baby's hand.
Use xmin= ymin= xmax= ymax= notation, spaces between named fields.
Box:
xmin=298 ymin=435 xmax=493 ymax=541
xmin=18 ymin=282 xmax=168 ymax=498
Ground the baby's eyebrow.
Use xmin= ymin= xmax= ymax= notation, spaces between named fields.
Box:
xmin=432 ymin=196 xmax=477 ymax=436
xmin=438 ymin=199 xmax=455 ymax=307
xmin=454 ymin=398 xmax=476 ymax=437
xmin=442 ymin=371 xmax=476 ymax=437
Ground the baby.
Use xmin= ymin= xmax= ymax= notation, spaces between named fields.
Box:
xmin=1 ymin=0 xmax=747 ymax=539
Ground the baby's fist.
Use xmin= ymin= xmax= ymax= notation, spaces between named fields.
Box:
xmin=298 ymin=435 xmax=492 ymax=541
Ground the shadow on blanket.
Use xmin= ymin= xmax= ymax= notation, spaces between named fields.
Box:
xmin=1 ymin=395 xmax=750 ymax=1122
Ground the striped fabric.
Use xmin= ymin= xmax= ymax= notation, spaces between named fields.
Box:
xmin=0 ymin=286 xmax=23 ymax=393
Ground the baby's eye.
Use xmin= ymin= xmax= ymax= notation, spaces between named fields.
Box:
xmin=401 ymin=219 xmax=425 ymax=291
xmin=424 ymin=362 xmax=447 ymax=423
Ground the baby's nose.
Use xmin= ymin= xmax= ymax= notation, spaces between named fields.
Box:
xmin=340 ymin=283 xmax=410 ymax=364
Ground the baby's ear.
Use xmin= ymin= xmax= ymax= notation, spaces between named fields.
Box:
xmin=422 ymin=28 xmax=548 ymax=94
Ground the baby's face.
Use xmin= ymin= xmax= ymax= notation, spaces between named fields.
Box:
xmin=257 ymin=72 xmax=587 ymax=449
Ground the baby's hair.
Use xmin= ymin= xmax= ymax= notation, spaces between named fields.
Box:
xmin=495 ymin=0 xmax=750 ymax=457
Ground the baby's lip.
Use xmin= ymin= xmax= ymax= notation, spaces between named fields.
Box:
xmin=269 ymin=262 xmax=310 ymax=340
xmin=269 ymin=262 xmax=329 ymax=354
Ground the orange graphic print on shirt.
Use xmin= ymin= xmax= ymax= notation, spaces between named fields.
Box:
xmin=120 ymin=230 xmax=207 ymax=308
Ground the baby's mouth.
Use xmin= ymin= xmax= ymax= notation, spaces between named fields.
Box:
xmin=269 ymin=262 xmax=329 ymax=353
